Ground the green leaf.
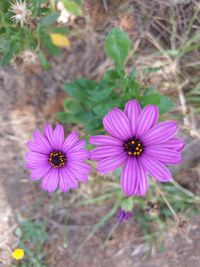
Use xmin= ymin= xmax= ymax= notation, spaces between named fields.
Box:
xmin=39 ymin=12 xmax=59 ymax=26
xmin=63 ymin=78 xmax=96 ymax=100
xmin=40 ymin=34 xmax=61 ymax=55
xmin=89 ymin=86 xmax=114 ymax=102
xmin=0 ymin=50 xmax=13 ymax=65
xmin=64 ymin=82 xmax=88 ymax=100
xmin=47 ymin=27 xmax=70 ymax=35
xmin=62 ymin=0 xmax=82 ymax=16
xmin=57 ymin=110 xmax=93 ymax=125
xmin=104 ymin=69 xmax=125 ymax=82
xmin=139 ymin=94 xmax=173 ymax=114
xmin=93 ymin=99 xmax=122 ymax=118
xmin=104 ymin=28 xmax=131 ymax=67
xmin=75 ymin=111 xmax=94 ymax=123
xmin=37 ymin=50 xmax=50 ymax=69
xmin=187 ymin=95 xmax=200 ymax=104
xmin=20 ymin=221 xmax=48 ymax=245
xmin=129 ymin=66 xmax=137 ymax=80
xmin=85 ymin=119 xmax=102 ymax=133
xmin=63 ymin=99 xmax=82 ymax=113
xmin=56 ymin=112 xmax=79 ymax=123
xmin=191 ymin=83 xmax=200 ymax=95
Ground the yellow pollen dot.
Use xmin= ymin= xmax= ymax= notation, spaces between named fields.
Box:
xmin=138 ymin=143 xmax=141 ymax=146
xmin=136 ymin=147 xmax=139 ymax=150
xmin=128 ymin=152 xmax=132 ymax=155
xmin=131 ymin=141 xmax=135 ymax=144
xmin=134 ymin=152 xmax=137 ymax=155
xmin=12 ymin=248 xmax=24 ymax=260
xmin=137 ymin=152 xmax=140 ymax=155
xmin=140 ymin=149 xmax=143 ymax=152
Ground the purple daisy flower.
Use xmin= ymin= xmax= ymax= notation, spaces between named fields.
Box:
xmin=25 ymin=124 xmax=91 ymax=193
xmin=90 ymin=100 xmax=184 ymax=196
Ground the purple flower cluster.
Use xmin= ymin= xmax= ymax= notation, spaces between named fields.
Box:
xmin=25 ymin=99 xmax=184 ymax=195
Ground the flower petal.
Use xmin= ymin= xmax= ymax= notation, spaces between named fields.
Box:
xmin=59 ymin=168 xmax=69 ymax=192
xmin=136 ymin=105 xmax=159 ymax=138
xmin=30 ymin=165 xmax=51 ymax=181
xmin=124 ymin=99 xmax=141 ymax=136
xmin=135 ymin=160 xmax=149 ymax=196
xmin=62 ymin=167 xmax=78 ymax=189
xmin=69 ymin=140 xmax=87 ymax=152
xmin=41 ymin=168 xmax=59 ymax=192
xmin=75 ymin=173 xmax=89 ymax=183
xmin=43 ymin=123 xmax=54 ymax=149
xmin=53 ymin=124 xmax=64 ymax=150
xmin=62 ymin=132 xmax=78 ymax=152
xmin=89 ymin=135 xmax=123 ymax=146
xmin=159 ymin=138 xmax=185 ymax=151
xmin=144 ymin=146 xmax=183 ymax=164
xmin=25 ymin=151 xmax=48 ymax=162
xmin=142 ymin=121 xmax=178 ymax=145
xmin=103 ymin=108 xmax=132 ymax=140
xmin=67 ymin=161 xmax=91 ymax=183
xmin=33 ymin=130 xmax=52 ymax=153
xmin=27 ymin=140 xmax=50 ymax=154
xmin=97 ymin=153 xmax=127 ymax=174
xmin=25 ymin=152 xmax=48 ymax=169
xmin=120 ymin=157 xmax=139 ymax=196
xmin=26 ymin=160 xmax=48 ymax=169
xmin=90 ymin=146 xmax=124 ymax=160
xmin=140 ymin=155 xmax=172 ymax=182
xmin=68 ymin=149 xmax=90 ymax=161
xmin=67 ymin=161 xmax=91 ymax=175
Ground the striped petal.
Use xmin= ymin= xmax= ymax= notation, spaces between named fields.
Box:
xmin=97 ymin=153 xmax=127 ymax=174
xmin=136 ymin=105 xmax=159 ymax=138
xmin=140 ymin=155 xmax=172 ymax=182
xmin=124 ymin=99 xmax=141 ymax=136
xmin=142 ymin=121 xmax=178 ymax=145
xmin=103 ymin=108 xmax=132 ymax=141
xmin=120 ymin=157 xmax=139 ymax=196
xmin=41 ymin=168 xmax=59 ymax=192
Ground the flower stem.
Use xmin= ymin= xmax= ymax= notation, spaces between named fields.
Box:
xmin=171 ymin=179 xmax=196 ymax=198
xmin=154 ymin=182 xmax=178 ymax=221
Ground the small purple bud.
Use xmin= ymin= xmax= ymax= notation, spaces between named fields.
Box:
xmin=116 ymin=208 xmax=133 ymax=223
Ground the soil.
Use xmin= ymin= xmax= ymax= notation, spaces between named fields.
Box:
xmin=0 ymin=0 xmax=200 ymax=266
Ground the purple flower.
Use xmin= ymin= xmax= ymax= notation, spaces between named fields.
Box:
xmin=25 ymin=124 xmax=91 ymax=193
xmin=90 ymin=100 xmax=184 ymax=196
xmin=117 ymin=208 xmax=133 ymax=223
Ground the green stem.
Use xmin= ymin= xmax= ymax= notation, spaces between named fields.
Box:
xmin=154 ymin=182 xmax=178 ymax=220
xmin=172 ymin=179 xmax=196 ymax=198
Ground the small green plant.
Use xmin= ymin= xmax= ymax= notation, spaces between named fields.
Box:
xmin=0 ymin=0 xmax=83 ymax=67
xmin=13 ymin=220 xmax=48 ymax=267
xmin=57 ymin=28 xmax=173 ymax=134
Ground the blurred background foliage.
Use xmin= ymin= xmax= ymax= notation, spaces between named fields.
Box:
xmin=0 ymin=0 xmax=83 ymax=67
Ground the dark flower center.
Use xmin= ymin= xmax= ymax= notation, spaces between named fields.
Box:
xmin=49 ymin=151 xmax=66 ymax=168
xmin=124 ymin=138 xmax=144 ymax=157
